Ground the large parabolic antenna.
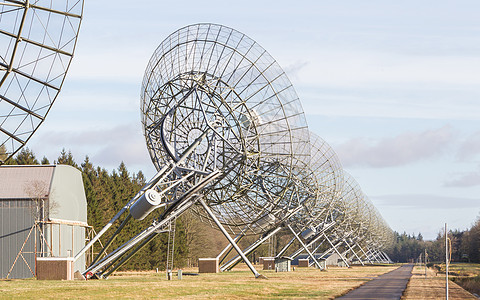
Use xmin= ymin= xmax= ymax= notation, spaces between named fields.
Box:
xmin=0 ymin=1 xmax=84 ymax=163
xmin=141 ymin=23 xmax=311 ymax=233
xmin=76 ymin=23 xmax=393 ymax=279
xmin=78 ymin=23 xmax=312 ymax=279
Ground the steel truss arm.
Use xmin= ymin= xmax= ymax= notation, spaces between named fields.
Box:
xmin=287 ymin=224 xmax=324 ymax=269
xmin=85 ymin=169 xmax=221 ymax=277
xmin=323 ymin=233 xmax=350 ymax=268
xmin=198 ymin=198 xmax=266 ymax=279
xmin=221 ymin=226 xmax=283 ymax=272
xmin=285 ymin=221 xmax=336 ymax=261
xmin=343 ymin=238 xmax=364 ymax=266
xmin=355 ymin=242 xmax=373 ymax=264
xmin=74 ymin=128 xmax=212 ymax=263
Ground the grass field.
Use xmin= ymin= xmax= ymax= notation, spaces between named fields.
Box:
xmin=402 ymin=265 xmax=477 ymax=299
xmin=440 ymin=263 xmax=480 ymax=296
xmin=435 ymin=262 xmax=480 ymax=276
xmin=0 ymin=264 xmax=398 ymax=299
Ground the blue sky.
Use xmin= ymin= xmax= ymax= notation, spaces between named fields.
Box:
xmin=27 ymin=1 xmax=480 ymax=240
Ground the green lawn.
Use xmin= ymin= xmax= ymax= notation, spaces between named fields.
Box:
xmin=434 ymin=262 xmax=480 ymax=276
xmin=431 ymin=262 xmax=480 ymax=296
xmin=0 ymin=265 xmax=398 ymax=299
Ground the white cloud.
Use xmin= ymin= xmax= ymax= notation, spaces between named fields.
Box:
xmin=30 ymin=123 xmax=156 ymax=175
xmin=444 ymin=166 xmax=480 ymax=187
xmin=371 ymin=194 xmax=480 ymax=240
xmin=457 ymin=131 xmax=480 ymax=161
xmin=334 ymin=126 xmax=456 ymax=168
xmin=372 ymin=194 xmax=480 ymax=209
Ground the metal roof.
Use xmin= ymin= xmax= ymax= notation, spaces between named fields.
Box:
xmin=0 ymin=165 xmax=55 ymax=199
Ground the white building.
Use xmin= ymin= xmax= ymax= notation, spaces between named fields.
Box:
xmin=0 ymin=165 xmax=88 ymax=278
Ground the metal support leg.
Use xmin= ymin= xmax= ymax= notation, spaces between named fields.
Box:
xmin=373 ymin=249 xmax=383 ymax=262
xmin=103 ymin=232 xmax=158 ymax=278
xmin=376 ymin=249 xmax=387 ymax=263
xmin=366 ymin=248 xmax=380 ymax=263
xmin=364 ymin=248 xmax=374 ymax=262
xmin=222 ymin=226 xmax=282 ymax=272
xmin=276 ymin=236 xmax=296 ymax=258
xmin=287 ymin=224 xmax=323 ymax=270
xmin=323 ymin=233 xmax=350 ymax=268
xmin=198 ymin=198 xmax=266 ymax=279
xmin=217 ymin=233 xmax=244 ymax=264
xmin=90 ymin=214 xmax=132 ymax=267
xmin=356 ymin=243 xmax=373 ymax=264
xmin=287 ymin=222 xmax=336 ymax=261
xmin=83 ymin=198 xmax=195 ymax=277
xmin=383 ymin=251 xmax=393 ymax=263
xmin=344 ymin=239 xmax=364 ymax=266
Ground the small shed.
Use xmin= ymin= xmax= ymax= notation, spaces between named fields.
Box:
xmin=325 ymin=253 xmax=342 ymax=266
xmin=293 ymin=253 xmax=344 ymax=269
xmin=274 ymin=257 xmax=292 ymax=272
xmin=198 ymin=258 xmax=219 ymax=273
xmin=262 ymin=257 xmax=275 ymax=270
xmin=0 ymin=165 xmax=88 ymax=279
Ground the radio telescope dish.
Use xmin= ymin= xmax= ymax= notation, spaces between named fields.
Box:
xmin=77 ymin=24 xmax=394 ymax=278
xmin=141 ymin=23 xmax=311 ymax=233
xmin=0 ymin=1 xmax=84 ymax=163
xmin=291 ymin=132 xmax=344 ymax=230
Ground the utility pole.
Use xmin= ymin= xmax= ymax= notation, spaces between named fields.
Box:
xmin=445 ymin=223 xmax=449 ymax=300
xmin=424 ymin=248 xmax=427 ymax=279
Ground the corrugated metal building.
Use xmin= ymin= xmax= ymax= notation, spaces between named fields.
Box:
xmin=0 ymin=165 xmax=88 ymax=278
xmin=291 ymin=252 xmax=343 ymax=267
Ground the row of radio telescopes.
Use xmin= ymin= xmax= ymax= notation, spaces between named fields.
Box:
xmin=78 ymin=23 xmax=394 ymax=278
xmin=0 ymin=1 xmax=393 ymax=279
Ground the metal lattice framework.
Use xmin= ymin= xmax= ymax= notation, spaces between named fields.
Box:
xmin=300 ymin=172 xmax=394 ymax=266
xmin=74 ymin=23 xmax=394 ymax=278
xmin=141 ymin=23 xmax=311 ymax=234
xmin=288 ymin=132 xmax=344 ymax=232
xmin=220 ymin=132 xmax=394 ymax=270
xmin=76 ymin=23 xmax=313 ymax=279
xmin=0 ymin=0 xmax=84 ymax=163
xmin=218 ymin=132 xmax=346 ymax=271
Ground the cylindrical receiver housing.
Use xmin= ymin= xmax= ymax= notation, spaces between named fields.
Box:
xmin=253 ymin=213 xmax=276 ymax=229
xmin=130 ymin=189 xmax=162 ymax=220
xmin=301 ymin=227 xmax=316 ymax=240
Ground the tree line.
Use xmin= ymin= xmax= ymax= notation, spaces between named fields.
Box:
xmin=386 ymin=221 xmax=480 ymax=263
xmin=2 ymin=147 xmax=234 ymax=270
xmin=4 ymin=146 xmax=479 ymax=267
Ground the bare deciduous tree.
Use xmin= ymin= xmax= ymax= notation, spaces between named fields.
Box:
xmin=24 ymin=180 xmax=59 ymax=221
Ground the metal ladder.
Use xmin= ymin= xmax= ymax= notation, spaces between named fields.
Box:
xmin=166 ymin=217 xmax=176 ymax=271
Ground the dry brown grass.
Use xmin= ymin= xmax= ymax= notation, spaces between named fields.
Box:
xmin=0 ymin=264 xmax=398 ymax=299
xmin=402 ymin=266 xmax=477 ymax=300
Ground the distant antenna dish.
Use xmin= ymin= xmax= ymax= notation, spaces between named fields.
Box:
xmin=141 ymin=23 xmax=311 ymax=233
xmin=293 ymin=132 xmax=344 ymax=230
xmin=78 ymin=23 xmax=311 ymax=279
xmin=77 ymin=23 xmax=394 ymax=279
xmin=0 ymin=1 xmax=84 ymax=163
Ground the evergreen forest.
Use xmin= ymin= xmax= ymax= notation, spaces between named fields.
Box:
xmin=2 ymin=146 xmax=480 ymax=269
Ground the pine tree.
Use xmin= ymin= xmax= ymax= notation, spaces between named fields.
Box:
xmin=133 ymin=170 xmax=146 ymax=186
xmin=0 ymin=144 xmax=8 ymax=163
xmin=15 ymin=148 xmax=39 ymax=165
xmin=56 ymin=148 xmax=78 ymax=168
xmin=41 ymin=156 xmax=50 ymax=165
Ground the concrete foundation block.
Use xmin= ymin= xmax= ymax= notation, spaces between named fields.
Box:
xmin=36 ymin=257 xmax=74 ymax=280
xmin=198 ymin=258 xmax=219 ymax=273
xmin=262 ymin=257 xmax=275 ymax=270
xmin=298 ymin=258 xmax=309 ymax=268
